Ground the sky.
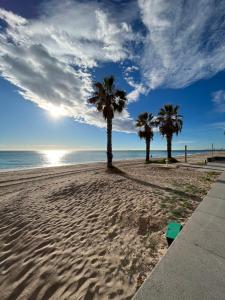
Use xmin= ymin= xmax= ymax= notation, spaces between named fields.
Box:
xmin=0 ymin=0 xmax=225 ymax=151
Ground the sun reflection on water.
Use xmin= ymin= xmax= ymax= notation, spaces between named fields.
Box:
xmin=41 ymin=150 xmax=68 ymax=166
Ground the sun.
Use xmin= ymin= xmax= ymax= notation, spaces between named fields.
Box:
xmin=50 ymin=108 xmax=62 ymax=118
xmin=48 ymin=105 xmax=65 ymax=119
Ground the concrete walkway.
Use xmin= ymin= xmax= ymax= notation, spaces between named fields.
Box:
xmin=179 ymin=162 xmax=225 ymax=172
xmin=132 ymin=163 xmax=225 ymax=300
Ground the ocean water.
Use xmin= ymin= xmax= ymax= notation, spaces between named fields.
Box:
xmin=0 ymin=150 xmax=211 ymax=171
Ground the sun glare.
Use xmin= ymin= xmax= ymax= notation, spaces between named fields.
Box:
xmin=41 ymin=150 xmax=68 ymax=166
xmin=49 ymin=106 xmax=64 ymax=118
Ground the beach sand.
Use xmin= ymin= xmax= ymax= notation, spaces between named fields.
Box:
xmin=0 ymin=154 xmax=222 ymax=300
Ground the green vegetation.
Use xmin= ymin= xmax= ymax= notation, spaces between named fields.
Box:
xmin=147 ymin=158 xmax=166 ymax=164
xmin=204 ymin=171 xmax=219 ymax=182
xmin=170 ymin=207 xmax=185 ymax=218
xmin=146 ymin=157 xmax=179 ymax=164
xmin=207 ymin=171 xmax=219 ymax=176
xmin=167 ymin=157 xmax=179 ymax=163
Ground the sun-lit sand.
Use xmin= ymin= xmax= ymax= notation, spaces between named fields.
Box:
xmin=0 ymin=153 xmax=222 ymax=300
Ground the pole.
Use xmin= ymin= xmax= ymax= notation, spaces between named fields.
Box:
xmin=212 ymin=143 xmax=214 ymax=158
xmin=185 ymin=145 xmax=187 ymax=163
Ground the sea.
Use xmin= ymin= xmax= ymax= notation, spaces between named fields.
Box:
xmin=0 ymin=150 xmax=212 ymax=171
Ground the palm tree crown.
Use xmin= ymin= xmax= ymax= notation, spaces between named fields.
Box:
xmin=88 ymin=75 xmax=127 ymax=120
xmin=157 ymin=104 xmax=183 ymax=137
xmin=136 ymin=112 xmax=155 ymax=140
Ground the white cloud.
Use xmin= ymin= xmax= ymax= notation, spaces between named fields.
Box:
xmin=125 ymin=65 xmax=139 ymax=73
xmin=212 ymin=90 xmax=225 ymax=112
xmin=138 ymin=0 xmax=225 ymax=89
xmin=0 ymin=8 xmax=27 ymax=27
xmin=127 ymin=83 xmax=147 ymax=102
xmin=125 ymin=74 xmax=148 ymax=102
xmin=0 ymin=2 xmax=135 ymax=132
xmin=123 ymin=65 xmax=146 ymax=102
xmin=1 ymin=0 xmax=225 ymax=134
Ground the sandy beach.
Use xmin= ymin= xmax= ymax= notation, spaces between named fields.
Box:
xmin=0 ymin=153 xmax=222 ymax=300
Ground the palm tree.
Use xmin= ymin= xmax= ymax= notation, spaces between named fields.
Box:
xmin=156 ymin=104 xmax=183 ymax=160
xmin=88 ymin=76 xmax=127 ymax=168
xmin=136 ymin=112 xmax=155 ymax=162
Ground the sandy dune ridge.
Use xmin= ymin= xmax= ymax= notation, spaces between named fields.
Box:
xmin=0 ymin=156 xmax=221 ymax=299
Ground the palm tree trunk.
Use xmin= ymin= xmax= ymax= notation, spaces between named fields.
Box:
xmin=146 ymin=138 xmax=150 ymax=162
xmin=107 ymin=117 xmax=113 ymax=168
xmin=167 ymin=135 xmax=172 ymax=159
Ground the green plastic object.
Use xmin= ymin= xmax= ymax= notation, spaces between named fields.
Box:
xmin=166 ymin=222 xmax=182 ymax=243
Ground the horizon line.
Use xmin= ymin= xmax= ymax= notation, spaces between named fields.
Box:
xmin=0 ymin=148 xmax=222 ymax=152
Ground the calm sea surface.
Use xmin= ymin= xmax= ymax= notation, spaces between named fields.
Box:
xmin=0 ymin=150 xmax=211 ymax=171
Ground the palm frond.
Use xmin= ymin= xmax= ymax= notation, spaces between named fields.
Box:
xmin=103 ymin=75 xmax=115 ymax=93
xmin=88 ymin=96 xmax=98 ymax=104
xmin=108 ymin=75 xmax=114 ymax=88
xmin=157 ymin=104 xmax=183 ymax=137
xmin=88 ymin=75 xmax=126 ymax=119
xmin=136 ymin=111 xmax=155 ymax=141
xmin=138 ymin=130 xmax=146 ymax=139
xmin=96 ymin=102 xmax=103 ymax=112
xmin=94 ymin=82 xmax=103 ymax=90
xmin=136 ymin=112 xmax=148 ymax=127
xmin=136 ymin=112 xmax=156 ymax=127
xmin=115 ymin=90 xmax=126 ymax=99
xmin=103 ymin=105 xmax=114 ymax=120
xmin=113 ymin=99 xmax=126 ymax=113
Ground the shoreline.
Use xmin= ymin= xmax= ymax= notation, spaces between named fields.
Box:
xmin=1 ymin=151 xmax=224 ymax=173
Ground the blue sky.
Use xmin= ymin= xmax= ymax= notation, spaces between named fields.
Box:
xmin=0 ymin=0 xmax=225 ymax=150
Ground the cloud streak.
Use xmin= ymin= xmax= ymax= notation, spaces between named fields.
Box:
xmin=138 ymin=0 xmax=225 ymax=89
xmin=0 ymin=1 xmax=136 ymax=132
xmin=1 ymin=0 xmax=225 ymax=133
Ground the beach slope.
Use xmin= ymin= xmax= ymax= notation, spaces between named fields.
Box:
xmin=0 ymin=159 xmax=220 ymax=299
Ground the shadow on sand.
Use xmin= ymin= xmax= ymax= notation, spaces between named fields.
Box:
xmin=108 ymin=166 xmax=202 ymax=203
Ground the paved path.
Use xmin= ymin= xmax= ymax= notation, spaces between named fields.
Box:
xmin=132 ymin=163 xmax=225 ymax=300
xmin=179 ymin=162 xmax=225 ymax=172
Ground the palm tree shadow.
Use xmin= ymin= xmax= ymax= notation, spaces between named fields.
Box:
xmin=106 ymin=166 xmax=127 ymax=174
xmin=112 ymin=166 xmax=201 ymax=202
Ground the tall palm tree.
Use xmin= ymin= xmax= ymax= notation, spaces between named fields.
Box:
xmin=136 ymin=112 xmax=155 ymax=162
xmin=88 ymin=76 xmax=127 ymax=168
xmin=156 ymin=104 xmax=183 ymax=159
